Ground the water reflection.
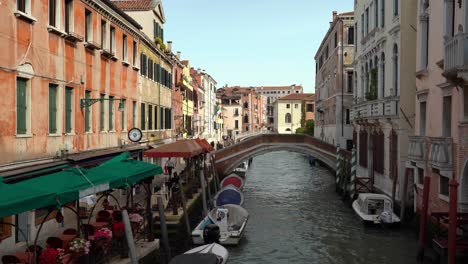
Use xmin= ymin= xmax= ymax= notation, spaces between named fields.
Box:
xmin=228 ymin=151 xmax=419 ymax=264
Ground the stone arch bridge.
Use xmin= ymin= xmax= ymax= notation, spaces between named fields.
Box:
xmin=213 ymin=134 xmax=350 ymax=176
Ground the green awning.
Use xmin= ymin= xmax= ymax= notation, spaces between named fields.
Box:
xmin=0 ymin=153 xmax=162 ymax=218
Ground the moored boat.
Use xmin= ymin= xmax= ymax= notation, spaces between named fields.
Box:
xmin=214 ymin=185 xmax=244 ymax=207
xmin=232 ymin=161 xmax=249 ymax=177
xmin=175 ymin=243 xmax=229 ymax=264
xmin=192 ymin=204 xmax=249 ymax=245
xmin=220 ymin=173 xmax=245 ymax=190
xmin=352 ymin=193 xmax=401 ymax=226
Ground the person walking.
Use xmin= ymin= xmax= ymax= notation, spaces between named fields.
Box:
xmin=166 ymin=158 xmax=175 ymax=179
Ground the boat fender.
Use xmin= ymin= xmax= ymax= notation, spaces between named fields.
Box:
xmin=203 ymin=224 xmax=220 ymax=244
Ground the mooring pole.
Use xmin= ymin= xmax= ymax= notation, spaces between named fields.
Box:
xmin=200 ymin=167 xmax=208 ymax=216
xmin=448 ymin=178 xmax=459 ymax=264
xmin=122 ymin=209 xmax=138 ymax=264
xmin=417 ymin=176 xmax=431 ymax=261
xmin=157 ymin=196 xmax=171 ymax=263
xmin=335 ymin=144 xmax=341 ymax=192
xmin=349 ymin=147 xmax=357 ymax=200
xmin=178 ymin=179 xmax=192 ymax=238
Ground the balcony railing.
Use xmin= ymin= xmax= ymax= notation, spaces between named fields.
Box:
xmin=428 ymin=137 xmax=453 ymax=170
xmin=408 ymin=136 xmax=426 ymax=161
xmin=351 ymin=97 xmax=398 ymax=120
xmin=444 ymin=33 xmax=468 ymax=81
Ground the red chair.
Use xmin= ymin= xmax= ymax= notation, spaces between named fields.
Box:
xmin=1 ymin=255 xmax=20 ymax=264
xmin=46 ymin=236 xmax=63 ymax=249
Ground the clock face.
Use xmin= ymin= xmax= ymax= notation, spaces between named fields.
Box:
xmin=128 ymin=128 xmax=142 ymax=142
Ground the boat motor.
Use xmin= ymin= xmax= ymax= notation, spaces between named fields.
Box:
xmin=203 ymin=224 xmax=220 ymax=244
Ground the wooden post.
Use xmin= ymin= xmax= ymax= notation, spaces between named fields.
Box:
xmin=400 ymin=168 xmax=411 ymax=222
xmin=146 ymin=181 xmax=155 ymax=242
xmin=156 ymin=196 xmax=171 ymax=263
xmin=448 ymin=179 xmax=459 ymax=264
xmin=178 ymin=179 xmax=192 ymax=238
xmin=122 ymin=210 xmax=138 ymax=264
xmin=417 ymin=176 xmax=431 ymax=261
xmin=205 ymin=164 xmax=212 ymax=208
xmin=200 ymin=167 xmax=208 ymax=216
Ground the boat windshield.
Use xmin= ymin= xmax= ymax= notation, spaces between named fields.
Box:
xmin=367 ymin=199 xmax=384 ymax=215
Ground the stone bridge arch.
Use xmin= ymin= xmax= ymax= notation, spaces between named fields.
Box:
xmin=213 ymin=134 xmax=338 ymax=176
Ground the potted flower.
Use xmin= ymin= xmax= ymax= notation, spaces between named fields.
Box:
xmin=69 ymin=238 xmax=91 ymax=256
xmin=94 ymin=228 xmax=113 ymax=240
xmin=39 ymin=248 xmax=64 ymax=264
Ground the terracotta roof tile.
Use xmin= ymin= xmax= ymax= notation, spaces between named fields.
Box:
xmin=111 ymin=0 xmax=157 ymax=11
xmin=277 ymin=93 xmax=315 ymax=101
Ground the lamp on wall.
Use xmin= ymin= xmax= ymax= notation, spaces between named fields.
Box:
xmin=80 ymin=97 xmax=126 ymax=112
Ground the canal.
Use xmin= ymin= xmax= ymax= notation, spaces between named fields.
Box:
xmin=228 ymin=151 xmax=421 ymax=264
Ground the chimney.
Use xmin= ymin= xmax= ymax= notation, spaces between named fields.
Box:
xmin=333 ymin=11 xmax=337 ymax=21
xmin=167 ymin=41 xmax=172 ymax=52
xmin=176 ymin=51 xmax=181 ymax=60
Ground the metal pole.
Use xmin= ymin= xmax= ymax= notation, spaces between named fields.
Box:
xmin=156 ymin=196 xmax=171 ymax=263
xmin=448 ymin=179 xmax=459 ymax=264
xmin=200 ymin=167 xmax=208 ymax=216
xmin=417 ymin=176 xmax=431 ymax=261
xmin=178 ymin=179 xmax=192 ymax=238
xmin=122 ymin=209 xmax=138 ymax=264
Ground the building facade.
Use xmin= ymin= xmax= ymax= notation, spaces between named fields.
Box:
xmin=314 ymin=11 xmax=354 ymax=149
xmin=180 ymin=60 xmax=194 ymax=136
xmin=0 ymin=0 xmax=146 ymax=253
xmin=274 ymin=94 xmax=315 ymax=134
xmin=353 ymin=0 xmax=416 ymax=202
xmin=170 ymin=51 xmax=184 ymax=137
xmin=201 ymin=72 xmax=218 ymax=141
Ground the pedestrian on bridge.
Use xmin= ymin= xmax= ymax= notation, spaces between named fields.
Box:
xmin=165 ymin=158 xmax=175 ymax=179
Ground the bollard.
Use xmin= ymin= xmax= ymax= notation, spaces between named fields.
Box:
xmin=157 ymin=196 xmax=171 ymax=263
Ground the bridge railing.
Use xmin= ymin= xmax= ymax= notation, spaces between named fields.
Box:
xmin=234 ymin=129 xmax=271 ymax=142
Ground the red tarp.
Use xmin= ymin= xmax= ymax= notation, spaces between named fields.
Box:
xmin=195 ymin=138 xmax=215 ymax=153
xmin=144 ymin=139 xmax=204 ymax=158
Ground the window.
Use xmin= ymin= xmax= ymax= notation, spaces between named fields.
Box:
xmin=121 ymin=99 xmax=126 ymax=131
xmin=381 ymin=0 xmax=385 ymax=27
xmin=285 ymin=113 xmax=292 ymax=123
xmin=355 ymin=23 xmax=358 ymax=49
xmin=374 ymin=0 xmax=378 ymax=28
xmin=132 ymin=101 xmax=137 ymax=127
xmin=17 ymin=0 xmax=27 ymax=13
xmin=16 ymin=77 xmax=29 ymax=135
xmin=393 ymin=44 xmax=398 ymax=96
xmin=442 ymin=96 xmax=452 ymax=137
xmin=334 ymin=32 xmax=337 ymax=48
xmin=0 ymin=217 xmax=12 ymax=240
xmin=65 ymin=0 xmax=73 ymax=33
xmin=132 ymin=41 xmax=137 ymax=66
xmin=108 ymin=96 xmax=114 ymax=131
xmin=154 ymin=106 xmax=158 ymax=130
xmin=65 ymin=87 xmax=73 ymax=133
xmin=244 ymin=114 xmax=249 ymax=123
xmin=440 ymin=175 xmax=449 ymax=197
xmin=286 ymin=104 xmax=290 ymax=109
xmin=235 ymin=120 xmax=239 ymax=129
xmin=110 ymin=26 xmax=116 ymax=54
xmin=101 ymin=20 xmax=107 ymax=49
xmin=122 ymin=34 xmax=128 ymax=61
xmin=166 ymin=108 xmax=172 ymax=129
xmin=148 ymin=105 xmax=153 ymax=130
xmin=100 ymin=94 xmax=105 ymax=131
xmin=85 ymin=90 xmax=91 ymax=132
xmin=141 ymin=103 xmax=146 ymax=130
xmin=306 ymin=104 xmax=314 ymax=112
xmin=359 ymin=130 xmax=368 ymax=168
xmin=294 ymin=104 xmax=298 ymax=109
xmin=325 ymin=45 xmax=329 ymax=59
xmin=49 ymin=84 xmax=58 ymax=134
xmin=365 ymin=8 xmax=369 ymax=35
xmin=348 ymin=26 xmax=354 ymax=45
xmin=393 ymin=0 xmax=399 ymax=16
xmin=85 ymin=9 xmax=92 ymax=42
xmin=347 ymin=71 xmax=353 ymax=93
xmin=140 ymin=53 xmax=147 ymax=76
xmin=346 ymin=109 xmax=350 ymax=124
xmin=381 ymin=52 xmax=386 ymax=98
xmin=148 ymin=59 xmax=153 ymax=80
xmin=49 ymin=0 xmax=58 ymax=27
xmin=420 ymin=102 xmax=426 ymax=136
xmin=418 ymin=168 xmax=424 ymax=185
xmin=420 ymin=12 xmax=429 ymax=69
xmin=160 ymin=107 xmax=164 ymax=129
xmin=361 ymin=14 xmax=364 ymax=37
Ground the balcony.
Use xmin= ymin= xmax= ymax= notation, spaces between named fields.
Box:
xmin=408 ymin=136 xmax=426 ymax=162
xmin=443 ymin=33 xmax=468 ymax=83
xmin=351 ymin=98 xmax=398 ymax=121
xmin=428 ymin=137 xmax=453 ymax=170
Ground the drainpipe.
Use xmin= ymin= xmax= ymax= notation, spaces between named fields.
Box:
xmin=341 ymin=18 xmax=345 ymax=141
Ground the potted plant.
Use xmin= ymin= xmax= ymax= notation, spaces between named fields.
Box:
xmin=39 ymin=248 xmax=64 ymax=264
xmin=69 ymin=238 xmax=91 ymax=256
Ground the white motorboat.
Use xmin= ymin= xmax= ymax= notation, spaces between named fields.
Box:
xmin=192 ymin=204 xmax=249 ymax=245
xmin=352 ymin=193 xmax=401 ymax=225
xmin=183 ymin=243 xmax=229 ymax=264
xmin=233 ymin=161 xmax=249 ymax=177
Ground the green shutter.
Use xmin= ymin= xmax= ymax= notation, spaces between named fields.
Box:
xmin=85 ymin=91 xmax=91 ymax=132
xmin=100 ymin=94 xmax=105 ymax=131
xmin=65 ymin=87 xmax=73 ymax=133
xmin=160 ymin=107 xmax=164 ymax=129
xmin=148 ymin=105 xmax=153 ymax=130
xmin=109 ymin=97 xmax=114 ymax=131
xmin=16 ymin=78 xmax=27 ymax=134
xmin=49 ymin=85 xmax=57 ymax=133
xmin=141 ymin=103 xmax=146 ymax=130
xmin=154 ymin=106 xmax=158 ymax=130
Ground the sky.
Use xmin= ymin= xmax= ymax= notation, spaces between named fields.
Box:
xmin=163 ymin=0 xmax=354 ymax=93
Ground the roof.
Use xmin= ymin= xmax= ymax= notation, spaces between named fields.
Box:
xmin=226 ymin=85 xmax=303 ymax=91
xmin=277 ymin=93 xmax=315 ymax=101
xmin=102 ymin=0 xmax=143 ymax=29
xmin=111 ymin=0 xmax=157 ymax=11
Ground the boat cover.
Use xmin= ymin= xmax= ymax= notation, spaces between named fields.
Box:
xmin=220 ymin=174 xmax=244 ymax=189
xmin=214 ymin=186 xmax=244 ymax=206
xmin=169 ymin=253 xmax=219 ymax=264
xmin=208 ymin=204 xmax=249 ymax=231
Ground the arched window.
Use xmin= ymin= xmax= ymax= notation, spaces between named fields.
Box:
xmin=381 ymin=52 xmax=385 ymax=98
xmin=393 ymin=44 xmax=399 ymax=96
xmin=285 ymin=113 xmax=292 ymax=123
xmin=244 ymin=114 xmax=249 ymax=123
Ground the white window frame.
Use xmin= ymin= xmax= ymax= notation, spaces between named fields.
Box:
xmin=110 ymin=26 xmax=116 ymax=54
xmin=122 ymin=34 xmax=128 ymax=62
xmin=85 ymin=9 xmax=93 ymax=42
xmin=48 ymin=0 xmax=62 ymax=29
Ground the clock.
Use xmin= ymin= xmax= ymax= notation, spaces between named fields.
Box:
xmin=128 ymin=128 xmax=142 ymax=142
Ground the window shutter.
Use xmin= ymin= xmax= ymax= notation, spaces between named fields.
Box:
xmin=156 ymin=64 xmax=160 ymax=83
xmin=154 ymin=106 xmax=158 ymax=130
xmin=169 ymin=73 xmax=172 ymax=88
xmin=100 ymin=94 xmax=105 ymax=131
xmin=16 ymin=78 xmax=27 ymax=134
xmin=140 ymin=103 xmax=146 ymax=130
xmin=65 ymin=88 xmax=73 ymax=133
xmin=154 ymin=63 xmax=157 ymax=82
xmin=140 ymin=53 xmax=144 ymax=72
xmin=108 ymin=97 xmax=114 ymax=131
xmin=160 ymin=107 xmax=164 ymax=129
xmin=49 ymin=85 xmax=57 ymax=133
xmin=161 ymin=28 xmax=164 ymax=42
xmin=148 ymin=105 xmax=153 ymax=130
